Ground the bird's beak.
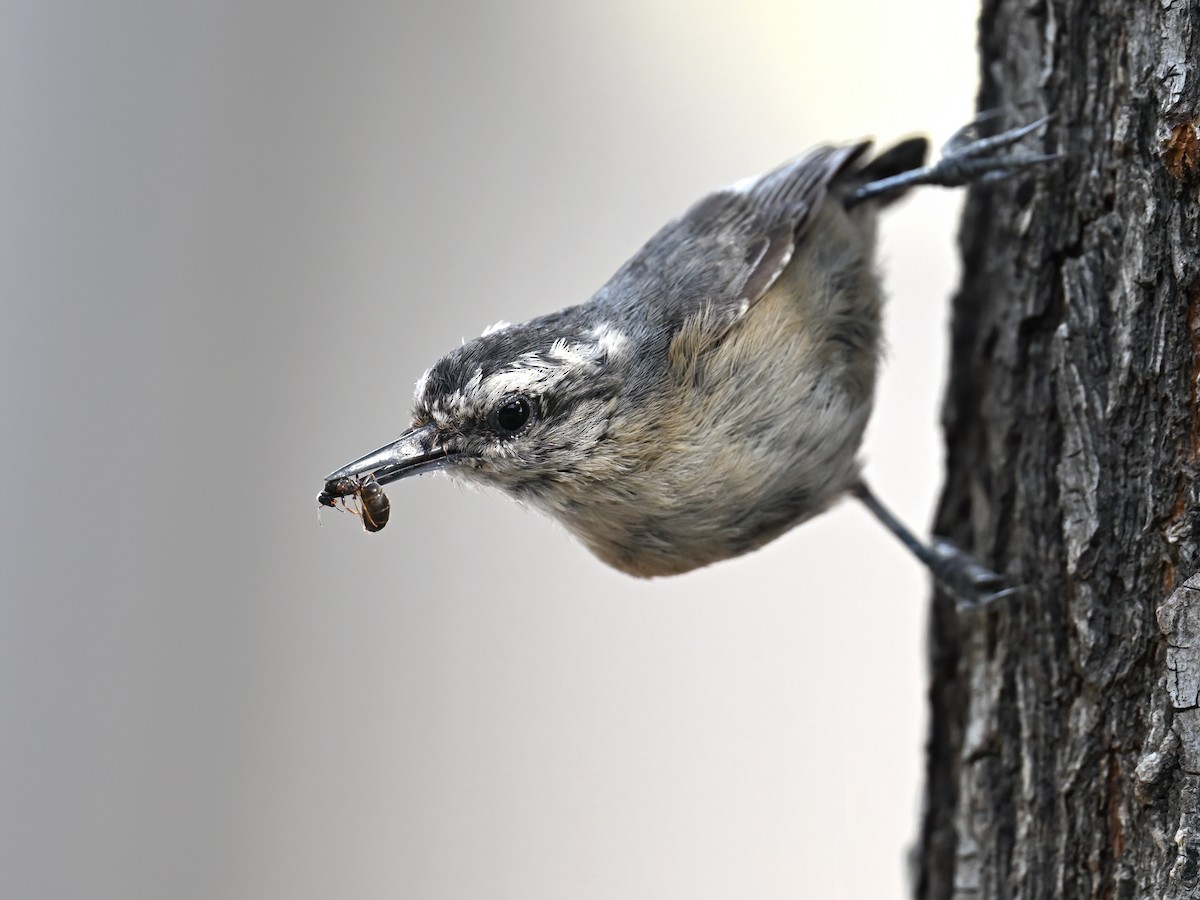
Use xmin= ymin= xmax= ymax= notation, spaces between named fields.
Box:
xmin=322 ymin=424 xmax=454 ymax=487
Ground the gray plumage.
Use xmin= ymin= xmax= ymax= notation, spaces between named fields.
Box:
xmin=379 ymin=140 xmax=924 ymax=575
xmin=323 ymin=117 xmax=1056 ymax=599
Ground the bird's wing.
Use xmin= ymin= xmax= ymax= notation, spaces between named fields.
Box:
xmin=589 ymin=142 xmax=872 ymax=338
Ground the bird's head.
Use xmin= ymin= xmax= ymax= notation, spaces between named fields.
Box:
xmin=323 ymin=315 xmax=633 ymax=506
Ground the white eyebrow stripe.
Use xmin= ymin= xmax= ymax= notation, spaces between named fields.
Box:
xmin=547 ymin=339 xmax=600 ymax=366
xmin=485 ymin=368 xmax=550 ymax=397
xmin=590 ymin=323 xmax=627 ymax=358
xmin=481 ymin=339 xmax=607 ymax=399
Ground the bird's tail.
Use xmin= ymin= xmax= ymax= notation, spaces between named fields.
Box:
xmin=851 ymin=137 xmax=930 ymax=206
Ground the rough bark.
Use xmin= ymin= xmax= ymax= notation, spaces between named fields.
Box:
xmin=918 ymin=2 xmax=1200 ymax=898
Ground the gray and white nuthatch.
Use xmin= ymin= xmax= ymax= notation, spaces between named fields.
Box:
xmin=321 ymin=117 xmax=1057 ymax=601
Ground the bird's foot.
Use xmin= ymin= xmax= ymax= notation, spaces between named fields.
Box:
xmin=932 ymin=112 xmax=1062 ymax=186
xmin=926 ymin=538 xmax=1019 ymax=609
xmin=851 ymin=113 xmax=1061 ymax=204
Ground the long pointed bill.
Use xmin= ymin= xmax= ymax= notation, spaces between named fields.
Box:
xmin=322 ymin=424 xmax=454 ymax=488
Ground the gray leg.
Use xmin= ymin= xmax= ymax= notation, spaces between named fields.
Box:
xmin=848 ymin=113 xmax=1061 ymax=207
xmin=851 ymin=480 xmax=1016 ymax=606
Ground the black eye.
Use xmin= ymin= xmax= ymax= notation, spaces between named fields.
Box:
xmin=494 ymin=395 xmax=533 ymax=433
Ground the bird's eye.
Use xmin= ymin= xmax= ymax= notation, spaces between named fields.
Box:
xmin=494 ymin=395 xmax=533 ymax=433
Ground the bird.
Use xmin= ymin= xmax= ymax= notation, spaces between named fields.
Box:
xmin=320 ymin=116 xmax=1056 ymax=602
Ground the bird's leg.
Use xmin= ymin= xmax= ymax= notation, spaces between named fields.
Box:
xmin=850 ymin=480 xmax=1016 ymax=607
xmin=848 ymin=113 xmax=1061 ymax=207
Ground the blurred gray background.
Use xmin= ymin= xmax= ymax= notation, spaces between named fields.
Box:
xmin=3 ymin=2 xmax=977 ymax=898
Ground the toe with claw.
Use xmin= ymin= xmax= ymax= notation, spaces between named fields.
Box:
xmin=927 ymin=539 xmax=1020 ymax=609
xmin=850 ymin=113 xmax=1062 ymax=206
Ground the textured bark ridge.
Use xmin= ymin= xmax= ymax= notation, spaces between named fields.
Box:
xmin=918 ymin=2 xmax=1200 ymax=898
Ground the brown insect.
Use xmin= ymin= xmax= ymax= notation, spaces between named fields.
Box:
xmin=318 ymin=475 xmax=391 ymax=533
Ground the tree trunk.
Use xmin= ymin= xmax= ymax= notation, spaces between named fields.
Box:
xmin=917 ymin=2 xmax=1200 ymax=898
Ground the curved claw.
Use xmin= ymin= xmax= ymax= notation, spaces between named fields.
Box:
xmin=941 ymin=113 xmax=1056 ymax=158
xmin=941 ymin=109 xmax=1005 ymax=154
xmin=927 ymin=539 xmax=1020 ymax=608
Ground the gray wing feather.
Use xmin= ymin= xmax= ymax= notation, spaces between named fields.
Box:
xmin=588 ymin=142 xmax=872 ymax=337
